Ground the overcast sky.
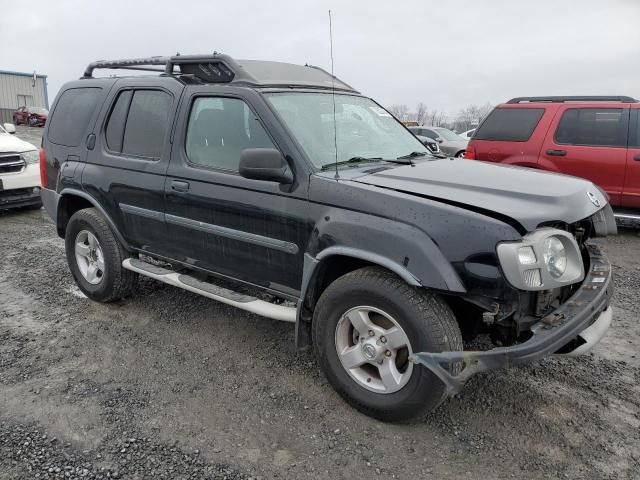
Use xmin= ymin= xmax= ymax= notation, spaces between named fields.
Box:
xmin=1 ymin=0 xmax=639 ymax=117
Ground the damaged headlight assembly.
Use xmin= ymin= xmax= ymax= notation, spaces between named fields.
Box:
xmin=497 ymin=228 xmax=584 ymax=290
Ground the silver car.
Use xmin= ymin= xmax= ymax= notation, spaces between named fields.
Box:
xmin=409 ymin=126 xmax=468 ymax=158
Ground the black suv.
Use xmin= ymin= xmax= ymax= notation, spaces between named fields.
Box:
xmin=41 ymin=54 xmax=616 ymax=421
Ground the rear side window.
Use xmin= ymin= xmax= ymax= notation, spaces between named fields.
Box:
xmin=474 ymin=108 xmax=544 ymax=141
xmin=105 ymin=90 xmax=133 ymax=152
xmin=104 ymin=90 xmax=172 ymax=159
xmin=555 ymin=108 xmax=628 ymax=147
xmin=629 ymin=110 xmax=640 ymax=148
xmin=48 ymin=88 xmax=102 ymax=147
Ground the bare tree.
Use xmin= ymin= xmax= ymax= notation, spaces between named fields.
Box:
xmin=415 ymin=102 xmax=428 ymax=125
xmin=453 ymin=102 xmax=494 ymax=132
xmin=427 ymin=110 xmax=447 ymax=127
xmin=387 ymin=104 xmax=410 ymax=121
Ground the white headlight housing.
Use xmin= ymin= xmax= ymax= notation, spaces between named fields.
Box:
xmin=20 ymin=150 xmax=40 ymax=165
xmin=497 ymin=228 xmax=584 ymax=291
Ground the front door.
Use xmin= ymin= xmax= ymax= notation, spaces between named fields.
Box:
xmin=164 ymin=87 xmax=311 ymax=297
xmin=84 ymin=79 xmax=184 ymax=255
xmin=540 ymin=105 xmax=629 ymax=206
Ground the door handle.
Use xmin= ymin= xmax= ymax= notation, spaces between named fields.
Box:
xmin=546 ymin=149 xmax=567 ymax=157
xmin=634 ymin=154 xmax=640 ymax=161
xmin=171 ymin=180 xmax=190 ymax=193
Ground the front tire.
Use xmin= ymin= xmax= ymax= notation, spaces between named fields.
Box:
xmin=65 ymin=208 xmax=136 ymax=302
xmin=312 ymin=267 xmax=463 ymax=422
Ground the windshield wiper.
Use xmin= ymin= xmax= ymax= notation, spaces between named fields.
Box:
xmin=397 ymin=151 xmax=428 ymax=160
xmin=320 ymin=156 xmax=383 ymax=170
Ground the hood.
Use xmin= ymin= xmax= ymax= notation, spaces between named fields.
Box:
xmin=0 ymin=133 xmax=38 ymax=154
xmin=353 ymin=159 xmax=607 ymax=232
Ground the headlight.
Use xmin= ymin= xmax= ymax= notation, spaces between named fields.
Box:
xmin=20 ymin=150 xmax=39 ymax=165
xmin=543 ymin=236 xmax=567 ymax=279
xmin=497 ymin=228 xmax=584 ymax=291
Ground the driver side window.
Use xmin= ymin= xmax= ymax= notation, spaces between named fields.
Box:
xmin=185 ymin=97 xmax=275 ymax=171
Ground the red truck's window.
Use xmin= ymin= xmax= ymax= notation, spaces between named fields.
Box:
xmin=474 ymin=108 xmax=544 ymax=142
xmin=555 ymin=108 xmax=628 ymax=147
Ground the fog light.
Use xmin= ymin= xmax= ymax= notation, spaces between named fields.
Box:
xmin=523 ymin=268 xmax=542 ymax=287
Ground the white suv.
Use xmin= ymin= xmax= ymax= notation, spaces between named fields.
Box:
xmin=0 ymin=123 xmax=42 ymax=210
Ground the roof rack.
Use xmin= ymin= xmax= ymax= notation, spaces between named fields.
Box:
xmin=82 ymin=54 xmax=243 ymax=82
xmin=507 ymin=96 xmax=638 ymax=104
xmin=81 ymin=53 xmax=358 ymax=92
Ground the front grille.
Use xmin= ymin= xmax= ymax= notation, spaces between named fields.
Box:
xmin=0 ymin=187 xmax=39 ymax=204
xmin=0 ymin=154 xmax=25 ymax=174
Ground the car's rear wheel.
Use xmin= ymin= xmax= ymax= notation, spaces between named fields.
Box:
xmin=312 ymin=266 xmax=463 ymax=422
xmin=65 ymin=208 xmax=136 ymax=302
xmin=456 ymin=150 xmax=466 ymax=158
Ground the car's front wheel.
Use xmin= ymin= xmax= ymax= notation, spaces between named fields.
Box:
xmin=65 ymin=208 xmax=136 ymax=302
xmin=313 ymin=267 xmax=463 ymax=421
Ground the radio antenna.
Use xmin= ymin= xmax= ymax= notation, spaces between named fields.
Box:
xmin=329 ymin=9 xmax=339 ymax=179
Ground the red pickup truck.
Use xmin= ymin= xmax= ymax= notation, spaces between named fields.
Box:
xmin=465 ymin=96 xmax=640 ymax=221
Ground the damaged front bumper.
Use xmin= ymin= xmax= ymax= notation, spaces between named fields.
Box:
xmin=410 ymin=243 xmax=613 ymax=395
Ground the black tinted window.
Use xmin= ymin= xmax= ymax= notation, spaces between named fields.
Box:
xmin=474 ymin=108 xmax=544 ymax=141
xmin=105 ymin=90 xmax=133 ymax=152
xmin=121 ymin=90 xmax=172 ymax=158
xmin=48 ymin=88 xmax=102 ymax=147
xmin=555 ymin=108 xmax=628 ymax=147
xmin=186 ymin=97 xmax=275 ymax=171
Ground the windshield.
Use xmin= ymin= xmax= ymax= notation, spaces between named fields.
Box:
xmin=433 ymin=127 xmax=462 ymax=142
xmin=265 ymin=92 xmax=428 ymax=168
xmin=31 ymin=107 xmax=48 ymax=115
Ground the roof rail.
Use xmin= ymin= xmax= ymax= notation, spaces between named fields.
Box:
xmin=82 ymin=53 xmax=246 ymax=84
xmin=507 ymin=96 xmax=638 ymax=104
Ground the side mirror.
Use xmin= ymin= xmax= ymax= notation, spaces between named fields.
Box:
xmin=239 ymin=148 xmax=293 ymax=184
xmin=3 ymin=123 xmax=16 ymax=134
xmin=436 ymin=137 xmax=444 ymax=143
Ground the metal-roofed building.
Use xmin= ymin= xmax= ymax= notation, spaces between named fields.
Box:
xmin=0 ymin=70 xmax=49 ymax=123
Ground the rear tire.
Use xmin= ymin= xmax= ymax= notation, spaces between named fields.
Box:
xmin=456 ymin=151 xmax=465 ymax=158
xmin=65 ymin=208 xmax=136 ymax=302
xmin=312 ymin=266 xmax=463 ymax=422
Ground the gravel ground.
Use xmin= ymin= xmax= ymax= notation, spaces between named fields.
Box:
xmin=1 ymin=126 xmax=639 ymax=479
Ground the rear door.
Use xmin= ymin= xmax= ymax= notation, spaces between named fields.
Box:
xmin=623 ymin=107 xmax=640 ymax=208
xmin=45 ymin=86 xmax=107 ymax=191
xmin=83 ymin=78 xmax=183 ymax=255
xmin=540 ymin=105 xmax=629 ymax=205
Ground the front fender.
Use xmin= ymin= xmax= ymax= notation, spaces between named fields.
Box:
xmin=303 ymin=207 xmax=465 ymax=293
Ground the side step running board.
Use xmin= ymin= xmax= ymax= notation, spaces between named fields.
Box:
xmin=122 ymin=258 xmax=296 ymax=323
xmin=614 ymin=212 xmax=640 ymax=222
